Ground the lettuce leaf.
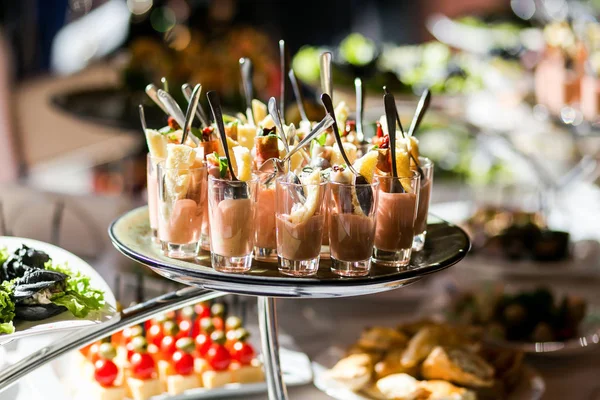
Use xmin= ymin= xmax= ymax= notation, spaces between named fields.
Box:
xmin=0 ymin=281 xmax=15 ymax=334
xmin=45 ymin=262 xmax=105 ymax=318
xmin=0 ymin=246 xmax=8 ymax=265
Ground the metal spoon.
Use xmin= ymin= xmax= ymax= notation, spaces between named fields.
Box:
xmin=320 ymin=52 xmax=333 ymax=100
xmin=139 ymin=104 xmax=147 ymax=132
xmin=321 ymin=93 xmax=373 ymax=214
xmin=268 ymin=97 xmax=290 ymax=153
xmin=145 ymin=84 xmax=169 ymax=115
xmin=279 ymin=40 xmax=287 ymax=122
xmin=157 ymin=89 xmax=186 ymax=128
xmin=288 ymin=69 xmax=309 ymax=125
xmin=384 ymin=87 xmax=424 ymax=178
xmin=182 ymin=83 xmax=210 ymax=127
xmin=239 ymin=57 xmax=255 ymax=126
xmin=408 ymin=89 xmax=431 ymax=137
xmin=383 ymin=92 xmax=405 ymax=193
xmin=354 ymin=77 xmax=368 ymax=145
xmin=181 ymin=84 xmax=202 ymax=145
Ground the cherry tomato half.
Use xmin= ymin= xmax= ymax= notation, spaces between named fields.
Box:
xmin=94 ymin=359 xmax=119 ymax=387
xmin=172 ymin=351 xmax=194 ymax=375
xmin=195 ymin=333 xmax=212 ymax=357
xmin=231 ymin=341 xmax=255 ymax=365
xmin=147 ymin=324 xmax=164 ymax=348
xmin=178 ymin=319 xmax=192 ymax=339
xmin=206 ymin=344 xmax=231 ymax=371
xmin=130 ymin=353 xmax=155 ymax=380
xmin=160 ymin=335 xmax=177 ymax=359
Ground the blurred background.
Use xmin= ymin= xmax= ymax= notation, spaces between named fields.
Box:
xmin=0 ymin=0 xmax=599 ymax=314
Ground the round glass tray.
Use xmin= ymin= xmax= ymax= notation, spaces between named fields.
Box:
xmin=108 ymin=207 xmax=470 ymax=298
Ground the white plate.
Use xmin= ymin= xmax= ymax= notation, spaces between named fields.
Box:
xmin=54 ymin=347 xmax=312 ymax=400
xmin=0 ymin=236 xmax=117 ymax=342
xmin=312 ymin=349 xmax=545 ymax=400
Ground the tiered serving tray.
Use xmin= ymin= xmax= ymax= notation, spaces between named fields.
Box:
xmin=108 ymin=207 xmax=470 ymax=298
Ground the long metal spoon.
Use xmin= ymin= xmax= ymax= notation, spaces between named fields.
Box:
xmin=268 ymin=97 xmax=290 ymax=153
xmin=288 ymin=69 xmax=309 ymax=125
xmin=279 ymin=40 xmax=287 ymax=122
xmin=322 ymin=93 xmax=373 ymax=214
xmin=182 ymin=83 xmax=210 ymax=127
xmin=157 ymin=89 xmax=186 ymax=128
xmin=408 ymin=89 xmax=431 ymax=137
xmin=139 ymin=104 xmax=147 ymax=132
xmin=145 ymin=84 xmax=169 ymax=115
xmin=239 ymin=57 xmax=255 ymax=126
xmin=207 ymin=91 xmax=238 ymax=181
xmin=181 ymin=84 xmax=202 ymax=145
xmin=384 ymin=87 xmax=424 ymax=178
xmin=354 ymin=77 xmax=368 ymax=145
xmin=383 ymin=92 xmax=405 ymax=193
xmin=320 ymin=52 xmax=333 ymax=100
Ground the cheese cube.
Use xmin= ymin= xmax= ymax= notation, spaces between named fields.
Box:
xmin=194 ymin=358 xmax=210 ymax=375
xmin=90 ymin=382 xmax=126 ymax=400
xmin=126 ymin=377 xmax=162 ymax=400
xmin=202 ymin=370 xmax=232 ymax=389
xmin=167 ymin=374 xmax=201 ymax=395
xmin=230 ymin=360 xmax=265 ymax=384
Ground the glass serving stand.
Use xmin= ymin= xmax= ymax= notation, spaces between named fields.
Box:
xmin=0 ymin=206 xmax=470 ymax=400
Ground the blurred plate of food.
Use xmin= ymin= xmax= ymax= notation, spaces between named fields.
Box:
xmin=424 ymin=282 xmax=600 ymax=356
xmin=0 ymin=237 xmax=116 ymax=342
xmin=312 ymin=320 xmax=544 ymax=400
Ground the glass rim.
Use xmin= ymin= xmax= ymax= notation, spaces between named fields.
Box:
xmin=375 ymin=170 xmax=421 ymax=182
xmin=147 ymin=153 xmax=165 ymax=162
xmin=275 ymin=176 xmax=328 ymax=187
xmin=208 ymin=174 xmax=259 ymax=184
xmin=417 ymin=156 xmax=433 ymax=168
xmin=329 ymin=180 xmax=379 ymax=188
xmin=156 ymin=160 xmax=206 ymax=171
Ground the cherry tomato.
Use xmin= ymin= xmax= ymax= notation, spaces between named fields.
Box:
xmin=194 ymin=303 xmax=211 ymax=319
xmin=212 ymin=317 xmax=224 ymax=331
xmin=206 ymin=344 xmax=231 ymax=371
xmin=94 ymin=359 xmax=119 ymax=387
xmin=131 ymin=353 xmax=155 ymax=380
xmin=147 ymin=324 xmax=164 ymax=347
xmin=195 ymin=333 xmax=212 ymax=357
xmin=87 ymin=342 xmax=102 ymax=364
xmin=172 ymin=351 xmax=194 ymax=375
xmin=178 ymin=319 xmax=192 ymax=339
xmin=231 ymin=341 xmax=255 ymax=365
xmin=160 ymin=335 xmax=177 ymax=359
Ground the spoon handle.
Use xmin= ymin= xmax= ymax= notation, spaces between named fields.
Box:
xmin=139 ymin=104 xmax=147 ymax=132
xmin=145 ymin=84 xmax=169 ymax=115
xmin=239 ymin=58 xmax=255 ymax=126
xmin=157 ymin=89 xmax=186 ymax=128
xmin=384 ymin=92 xmax=400 ymax=181
xmin=182 ymin=83 xmax=210 ymax=127
xmin=288 ymin=69 xmax=309 ymax=124
xmin=355 ymin=78 xmax=365 ymax=143
xmin=320 ymin=52 xmax=333 ymax=100
xmin=181 ymin=84 xmax=202 ymax=145
xmin=268 ymin=97 xmax=290 ymax=153
xmin=161 ymin=77 xmax=169 ymax=93
xmin=321 ymin=93 xmax=358 ymax=175
xmin=207 ymin=91 xmax=238 ymax=181
xmin=279 ymin=40 xmax=287 ymax=122
xmin=282 ymin=114 xmax=334 ymax=163
xmin=408 ymin=89 xmax=431 ymax=137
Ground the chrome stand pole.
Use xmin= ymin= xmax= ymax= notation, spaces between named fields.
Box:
xmin=258 ymin=296 xmax=288 ymax=400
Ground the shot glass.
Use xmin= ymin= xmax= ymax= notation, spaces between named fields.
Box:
xmin=413 ymin=157 xmax=434 ymax=252
xmin=254 ymin=174 xmax=277 ymax=262
xmin=276 ymin=177 xmax=328 ymax=277
xmin=200 ymin=178 xmax=211 ymax=251
xmin=372 ymin=172 xmax=421 ymax=267
xmin=208 ymin=176 xmax=258 ymax=273
xmin=147 ymin=154 xmax=163 ymax=242
xmin=157 ymin=162 xmax=207 ymax=258
xmin=328 ymin=180 xmax=379 ymax=277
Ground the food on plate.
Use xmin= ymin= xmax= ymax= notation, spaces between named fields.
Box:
xmin=449 ymin=285 xmax=588 ymax=343
xmin=0 ymin=244 xmax=105 ymax=334
xmin=72 ymin=302 xmax=264 ymax=399
xmin=326 ymin=320 xmax=524 ymax=399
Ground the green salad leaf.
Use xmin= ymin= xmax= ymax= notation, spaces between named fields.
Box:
xmin=0 ymin=247 xmax=8 ymax=264
xmin=0 ymin=281 xmax=15 ymax=334
xmin=45 ymin=262 xmax=105 ymax=318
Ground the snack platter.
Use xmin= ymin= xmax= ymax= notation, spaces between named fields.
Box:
xmin=108 ymin=207 xmax=470 ymax=298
